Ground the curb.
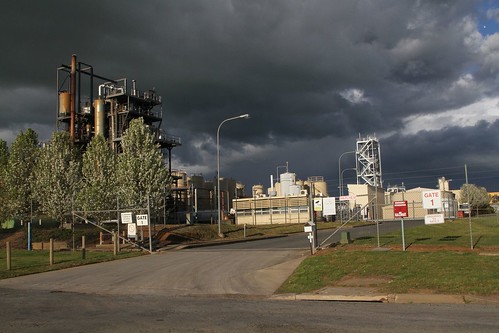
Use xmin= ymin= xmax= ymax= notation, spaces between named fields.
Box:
xmin=271 ymin=293 xmax=499 ymax=304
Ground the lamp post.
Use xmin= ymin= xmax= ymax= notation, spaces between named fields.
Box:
xmin=338 ymin=151 xmax=355 ymax=197
xmin=339 ymin=167 xmax=356 ymax=223
xmin=217 ymin=114 xmax=250 ymax=236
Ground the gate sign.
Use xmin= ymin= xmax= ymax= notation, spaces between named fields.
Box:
xmin=136 ymin=214 xmax=149 ymax=226
xmin=393 ymin=200 xmax=408 ymax=218
xmin=422 ymin=190 xmax=441 ymax=209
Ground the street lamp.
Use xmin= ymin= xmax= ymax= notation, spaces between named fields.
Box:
xmin=339 ymin=167 xmax=356 ymax=223
xmin=338 ymin=151 xmax=355 ymax=197
xmin=217 ymin=114 xmax=250 ymax=236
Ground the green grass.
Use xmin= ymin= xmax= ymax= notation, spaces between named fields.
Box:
xmin=279 ymin=216 xmax=499 ymax=296
xmin=279 ymin=250 xmax=499 ymax=295
xmin=354 ymin=216 xmax=499 ymax=248
xmin=0 ymin=249 xmax=144 ymax=279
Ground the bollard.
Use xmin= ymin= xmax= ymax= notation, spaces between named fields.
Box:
xmin=82 ymin=235 xmax=86 ymax=260
xmin=244 ymin=224 xmax=247 ymax=238
xmin=6 ymin=241 xmax=11 ymax=271
xmin=49 ymin=238 xmax=54 ymax=265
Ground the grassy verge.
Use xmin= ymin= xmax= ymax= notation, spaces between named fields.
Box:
xmin=0 ymin=250 xmax=144 ymax=280
xmin=279 ymin=217 xmax=499 ymax=296
xmin=279 ymin=250 xmax=499 ymax=295
xmin=355 ymin=216 xmax=499 ymax=248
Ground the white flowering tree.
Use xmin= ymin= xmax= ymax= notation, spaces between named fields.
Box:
xmin=77 ymin=135 xmax=117 ymax=221
xmin=116 ymin=118 xmax=170 ymax=215
xmin=5 ymin=129 xmax=39 ymax=220
xmin=34 ymin=131 xmax=81 ymax=226
xmin=0 ymin=139 xmax=9 ymax=222
xmin=460 ymin=183 xmax=491 ymax=215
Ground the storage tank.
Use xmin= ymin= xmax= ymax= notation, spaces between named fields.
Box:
xmin=252 ymin=184 xmax=263 ymax=197
xmin=189 ymin=174 xmax=205 ymax=189
xmin=280 ymin=172 xmax=296 ymax=196
xmin=59 ymin=91 xmax=70 ymax=115
xmin=289 ymin=184 xmax=301 ymax=196
xmin=94 ymin=99 xmax=105 ymax=137
xmin=314 ymin=180 xmax=328 ymax=197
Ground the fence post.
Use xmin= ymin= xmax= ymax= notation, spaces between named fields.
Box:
xmin=6 ymin=241 xmax=11 ymax=271
xmin=81 ymin=235 xmax=86 ymax=260
xmin=49 ymin=238 xmax=54 ymax=265
xmin=113 ymin=232 xmax=117 ymax=256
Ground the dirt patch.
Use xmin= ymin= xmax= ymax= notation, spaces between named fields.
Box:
xmin=336 ymin=276 xmax=392 ymax=287
xmin=0 ymin=230 xmax=26 ymax=249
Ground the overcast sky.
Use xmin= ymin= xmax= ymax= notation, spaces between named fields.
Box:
xmin=2 ymin=0 xmax=499 ymax=195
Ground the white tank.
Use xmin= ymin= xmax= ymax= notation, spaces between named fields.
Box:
xmin=280 ymin=172 xmax=296 ymax=196
xmin=289 ymin=184 xmax=301 ymax=196
xmin=252 ymin=184 xmax=263 ymax=197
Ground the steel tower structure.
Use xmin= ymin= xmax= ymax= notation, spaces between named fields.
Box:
xmin=355 ymin=135 xmax=382 ymax=187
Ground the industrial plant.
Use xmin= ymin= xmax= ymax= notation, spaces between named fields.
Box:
xmin=54 ymin=56 xmax=459 ymax=226
xmin=56 ymin=54 xmax=181 ymax=168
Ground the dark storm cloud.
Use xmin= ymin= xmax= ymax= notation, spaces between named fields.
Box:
xmin=1 ymin=0 xmax=499 ymax=192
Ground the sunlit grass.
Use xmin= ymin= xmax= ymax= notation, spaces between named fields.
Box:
xmin=0 ymin=249 xmax=144 ymax=279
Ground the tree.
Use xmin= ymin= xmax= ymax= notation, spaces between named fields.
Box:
xmin=0 ymin=140 xmax=9 ymax=222
xmin=77 ymin=135 xmax=117 ymax=222
xmin=34 ymin=131 xmax=81 ymax=226
xmin=116 ymin=118 xmax=171 ymax=214
xmin=460 ymin=184 xmax=490 ymax=215
xmin=5 ymin=129 xmax=39 ymax=220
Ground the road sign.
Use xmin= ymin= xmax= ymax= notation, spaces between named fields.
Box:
xmin=127 ymin=223 xmax=137 ymax=237
xmin=322 ymin=197 xmax=336 ymax=216
xmin=136 ymin=214 xmax=149 ymax=226
xmin=393 ymin=200 xmax=408 ymax=218
xmin=422 ymin=190 xmax=441 ymax=209
xmin=121 ymin=212 xmax=133 ymax=224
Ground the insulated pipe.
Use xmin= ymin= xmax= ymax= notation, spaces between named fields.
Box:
xmin=69 ymin=54 xmax=76 ymax=140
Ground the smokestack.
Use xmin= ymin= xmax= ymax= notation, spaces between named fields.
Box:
xmin=69 ymin=54 xmax=76 ymax=140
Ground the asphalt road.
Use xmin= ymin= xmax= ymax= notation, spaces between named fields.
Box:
xmin=1 ymin=288 xmax=498 ymax=333
xmin=2 ymin=219 xmax=497 ymax=332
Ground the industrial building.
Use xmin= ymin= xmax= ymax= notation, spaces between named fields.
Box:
xmin=56 ymin=54 xmax=181 ymax=169
xmin=382 ymin=178 xmax=457 ymax=219
xmin=170 ymin=171 xmax=245 ymax=224
xmin=232 ymin=173 xmax=328 ymax=225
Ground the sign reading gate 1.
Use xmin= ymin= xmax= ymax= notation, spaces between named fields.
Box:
xmin=422 ymin=190 xmax=441 ymax=209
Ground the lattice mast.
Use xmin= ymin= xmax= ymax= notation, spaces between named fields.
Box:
xmin=355 ymin=135 xmax=382 ymax=188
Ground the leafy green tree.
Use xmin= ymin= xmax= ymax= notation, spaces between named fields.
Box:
xmin=5 ymin=129 xmax=39 ymax=220
xmin=460 ymin=184 xmax=490 ymax=215
xmin=116 ymin=118 xmax=170 ymax=214
xmin=0 ymin=140 xmax=9 ymax=222
xmin=77 ymin=135 xmax=117 ymax=222
xmin=34 ymin=131 xmax=81 ymax=226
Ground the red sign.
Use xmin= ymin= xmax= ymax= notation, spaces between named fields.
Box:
xmin=393 ymin=201 xmax=408 ymax=218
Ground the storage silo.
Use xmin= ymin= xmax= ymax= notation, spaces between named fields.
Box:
xmin=59 ymin=91 xmax=70 ymax=115
xmin=252 ymin=184 xmax=263 ymax=197
xmin=289 ymin=184 xmax=301 ymax=196
xmin=280 ymin=172 xmax=296 ymax=196
xmin=94 ymin=98 xmax=105 ymax=137
xmin=314 ymin=180 xmax=328 ymax=197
